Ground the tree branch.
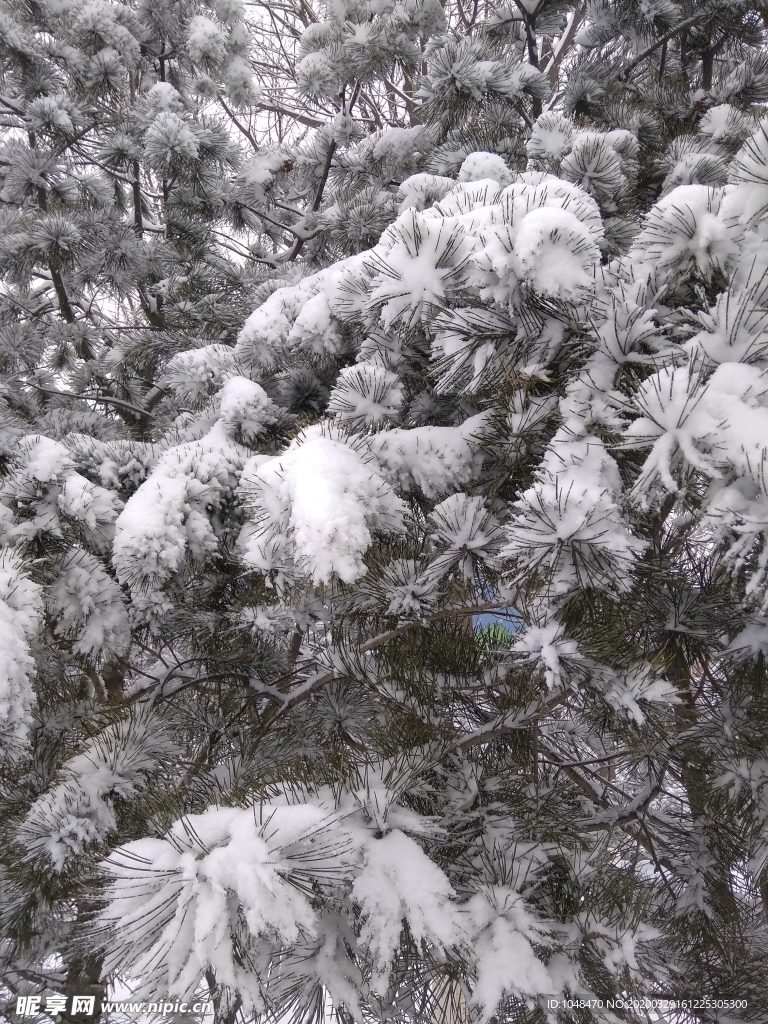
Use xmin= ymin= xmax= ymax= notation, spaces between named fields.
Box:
xmin=25 ymin=382 xmax=151 ymax=418
xmin=619 ymin=7 xmax=727 ymax=82
xmin=286 ymin=137 xmax=336 ymax=260
xmin=257 ymin=101 xmax=324 ymax=129
xmin=219 ymin=95 xmax=260 ymax=151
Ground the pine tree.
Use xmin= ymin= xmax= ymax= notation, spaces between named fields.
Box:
xmin=2 ymin=2 xmax=768 ymax=1024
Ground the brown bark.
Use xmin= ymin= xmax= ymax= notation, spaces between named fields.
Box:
xmin=60 ymin=955 xmax=104 ymax=1024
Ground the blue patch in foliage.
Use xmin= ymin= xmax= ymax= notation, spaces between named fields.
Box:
xmin=473 ymin=608 xmax=521 ymax=632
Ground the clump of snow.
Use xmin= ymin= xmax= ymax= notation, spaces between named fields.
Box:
xmin=699 ymin=104 xmax=754 ymax=145
xmin=239 ymin=429 xmax=407 ymax=584
xmin=25 ymin=94 xmax=74 ymax=133
xmin=513 ymin=206 xmax=599 ymax=299
xmin=526 ymin=112 xmax=574 ymax=165
xmin=0 ymin=552 xmax=43 ymax=748
xmin=18 ymin=710 xmax=173 ymax=871
xmin=466 ymin=889 xmax=553 ymax=1014
xmin=58 ymin=472 xmax=119 ymax=549
xmin=561 ymin=134 xmax=625 ymax=203
xmin=73 ymin=0 xmax=141 ymax=67
xmin=515 ymin=619 xmax=582 ymax=690
xmin=352 ymin=830 xmax=462 ymax=993
xmin=458 ymin=152 xmax=512 ymax=185
xmin=623 ymin=365 xmax=723 ymax=496
xmin=394 ymin=0 xmax=445 ymax=34
xmin=144 ymin=111 xmax=200 ymax=169
xmin=296 ymin=51 xmax=339 ymax=97
xmin=217 ymin=376 xmax=282 ymax=443
xmin=48 ymin=548 xmax=130 ymax=661
xmin=366 ymin=209 xmax=474 ymax=329
xmin=238 ymin=152 xmax=285 ymax=201
xmin=371 ymin=126 xmax=430 ymax=171
xmin=379 ymin=558 xmax=436 ymax=618
xmin=64 ymin=434 xmax=156 ymax=495
xmin=226 ymin=55 xmax=260 ymax=105
xmin=287 ymin=292 xmax=345 ymax=356
xmin=465 ymin=177 xmax=603 ymax=309
xmin=593 ymin=666 xmax=678 ymax=725
xmin=215 ymin=0 xmax=246 ymax=25
xmin=427 ymin=493 xmax=502 ymax=581
xmin=18 ymin=434 xmax=74 ymax=482
xmin=0 ymin=435 xmax=120 ymax=551
xmin=396 ymin=172 xmax=455 ymax=212
xmin=369 ymin=413 xmax=488 ymax=498
xmin=113 ymin=422 xmax=247 ymax=591
xmin=144 ymin=81 xmax=184 ymax=111
xmin=98 ymin=802 xmax=348 ymax=1006
xmin=327 ymin=363 xmax=403 ymax=427
xmin=504 ymin=428 xmax=646 ymax=595
xmin=684 ymin=282 xmax=768 ymax=365
xmin=729 ymin=117 xmax=768 ymax=186
xmin=163 ymin=344 xmax=242 ymax=404
xmin=630 ymin=184 xmax=741 ymax=280
xmin=234 ymin=258 xmax=362 ymax=368
xmin=186 ymin=15 xmax=227 ymax=65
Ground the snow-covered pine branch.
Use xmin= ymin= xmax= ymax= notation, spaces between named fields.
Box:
xmin=2 ymin=1 xmax=768 ymax=1023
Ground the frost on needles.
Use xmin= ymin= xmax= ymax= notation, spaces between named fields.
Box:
xmin=2 ymin=1 xmax=768 ymax=1023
